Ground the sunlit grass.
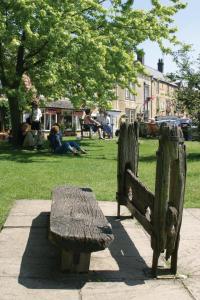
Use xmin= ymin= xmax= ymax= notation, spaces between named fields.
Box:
xmin=0 ymin=138 xmax=199 ymax=229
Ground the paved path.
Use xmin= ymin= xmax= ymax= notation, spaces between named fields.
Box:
xmin=0 ymin=200 xmax=199 ymax=300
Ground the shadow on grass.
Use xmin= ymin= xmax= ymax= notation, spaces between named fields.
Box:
xmin=18 ymin=212 xmax=151 ymax=290
xmin=89 ymin=155 xmax=117 ymax=161
xmin=0 ymin=141 xmax=116 ymax=163
xmin=0 ymin=149 xmax=116 ymax=163
xmin=137 ymin=152 xmax=200 ymax=163
xmin=79 ymin=140 xmax=105 ymax=148
xmin=187 ymin=153 xmax=200 ymax=162
xmin=0 ymin=148 xmax=60 ymax=163
xmin=139 ymin=155 xmax=156 ymax=163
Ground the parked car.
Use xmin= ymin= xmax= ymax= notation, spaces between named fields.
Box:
xmin=139 ymin=116 xmax=199 ymax=140
xmin=174 ymin=118 xmax=195 ymax=140
xmin=155 ymin=117 xmax=195 ymax=140
xmin=155 ymin=116 xmax=179 ymax=127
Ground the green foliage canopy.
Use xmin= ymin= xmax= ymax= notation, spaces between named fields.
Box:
xmin=169 ymin=48 xmax=200 ymax=125
xmin=0 ymin=0 xmax=186 ymax=143
xmin=0 ymin=0 xmax=186 ymax=105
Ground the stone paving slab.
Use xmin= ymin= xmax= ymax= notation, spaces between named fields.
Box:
xmin=178 ymin=239 xmax=200 ymax=276
xmin=185 ymin=209 xmax=200 ymax=220
xmin=4 ymin=214 xmax=49 ymax=228
xmin=81 ymin=281 xmax=192 ymax=300
xmin=182 ymin=277 xmax=200 ymax=300
xmin=0 ymin=277 xmax=80 ymax=300
xmin=7 ymin=200 xmax=51 ymax=215
xmin=0 ymin=200 xmax=200 ymax=300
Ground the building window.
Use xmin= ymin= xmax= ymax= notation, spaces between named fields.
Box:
xmin=160 ymin=101 xmax=165 ymax=112
xmin=130 ymin=109 xmax=136 ymax=123
xmin=144 ymin=83 xmax=150 ymax=101
xmin=125 ymin=83 xmax=135 ymax=100
xmin=156 ymin=96 xmax=160 ymax=113
xmin=125 ymin=109 xmax=136 ymax=123
xmin=115 ymin=86 xmax=118 ymax=97
xmin=41 ymin=112 xmax=57 ymax=131
xmin=130 ymin=83 xmax=135 ymax=100
xmin=125 ymin=88 xmax=129 ymax=99
xmin=157 ymin=81 xmax=159 ymax=94
xmin=167 ymin=85 xmax=170 ymax=95
xmin=143 ymin=83 xmax=150 ymax=121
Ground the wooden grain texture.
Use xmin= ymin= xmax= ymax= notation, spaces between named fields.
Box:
xmin=126 ymin=199 xmax=153 ymax=235
xmin=61 ymin=250 xmax=91 ymax=272
xmin=126 ymin=168 xmax=154 ymax=213
xmin=151 ymin=125 xmax=186 ymax=276
xmin=49 ymin=186 xmax=114 ymax=253
xmin=117 ymin=122 xmax=129 ymax=206
xmin=167 ymin=128 xmax=186 ymax=274
xmin=116 ymin=122 xmax=186 ymax=277
xmin=117 ymin=122 xmax=139 ymax=208
xmin=152 ymin=126 xmax=171 ymax=254
xmin=127 ymin=122 xmax=139 ymax=176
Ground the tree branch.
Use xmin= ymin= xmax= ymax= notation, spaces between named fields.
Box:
xmin=16 ymin=30 xmax=26 ymax=77
xmin=24 ymin=58 xmax=46 ymax=70
xmin=25 ymin=41 xmax=49 ymax=60
xmin=71 ymin=0 xmax=106 ymax=17
xmin=0 ymin=42 xmax=9 ymax=87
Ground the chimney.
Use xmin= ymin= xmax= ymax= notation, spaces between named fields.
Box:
xmin=158 ymin=58 xmax=164 ymax=73
xmin=137 ymin=50 xmax=145 ymax=65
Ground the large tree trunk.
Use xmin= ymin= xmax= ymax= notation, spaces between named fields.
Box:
xmin=197 ymin=111 xmax=200 ymax=136
xmin=7 ymin=93 xmax=22 ymax=146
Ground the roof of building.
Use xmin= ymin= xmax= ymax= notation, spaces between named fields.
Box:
xmin=145 ymin=65 xmax=177 ymax=87
xmin=44 ymin=98 xmax=74 ymax=109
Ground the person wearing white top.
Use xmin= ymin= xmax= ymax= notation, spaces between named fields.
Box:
xmin=31 ymin=101 xmax=42 ymax=130
xmin=97 ymin=111 xmax=112 ymax=138
xmin=30 ymin=100 xmax=43 ymax=149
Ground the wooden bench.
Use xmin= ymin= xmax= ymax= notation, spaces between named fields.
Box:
xmin=79 ymin=118 xmax=93 ymax=138
xmin=49 ymin=186 xmax=114 ymax=272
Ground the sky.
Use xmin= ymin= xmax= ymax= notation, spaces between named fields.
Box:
xmin=133 ymin=0 xmax=200 ymax=74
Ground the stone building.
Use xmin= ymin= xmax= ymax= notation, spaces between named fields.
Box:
xmin=112 ymin=58 xmax=178 ymax=124
xmin=1 ymin=58 xmax=178 ymax=135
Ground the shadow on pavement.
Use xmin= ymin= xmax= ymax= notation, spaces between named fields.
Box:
xmin=18 ymin=213 xmax=151 ymax=290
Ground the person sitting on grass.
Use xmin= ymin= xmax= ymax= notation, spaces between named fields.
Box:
xmin=49 ymin=125 xmax=86 ymax=155
xmin=19 ymin=122 xmax=44 ymax=150
xmin=19 ymin=123 xmax=35 ymax=149
xmin=83 ymin=108 xmax=104 ymax=139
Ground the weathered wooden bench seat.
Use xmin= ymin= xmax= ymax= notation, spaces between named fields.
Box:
xmin=49 ymin=186 xmax=114 ymax=272
xmin=79 ymin=118 xmax=93 ymax=138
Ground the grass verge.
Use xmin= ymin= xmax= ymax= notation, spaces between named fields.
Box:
xmin=0 ymin=138 xmax=199 ymax=228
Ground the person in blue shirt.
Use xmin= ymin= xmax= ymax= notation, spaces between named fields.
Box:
xmin=49 ymin=125 xmax=86 ymax=155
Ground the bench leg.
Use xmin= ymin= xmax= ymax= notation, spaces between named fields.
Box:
xmin=152 ymin=250 xmax=159 ymax=278
xmin=117 ymin=202 xmax=121 ymax=218
xmin=61 ymin=250 xmax=91 ymax=273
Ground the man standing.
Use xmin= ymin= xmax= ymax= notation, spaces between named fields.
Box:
xmin=31 ymin=100 xmax=42 ymax=131
xmin=31 ymin=99 xmax=43 ymax=149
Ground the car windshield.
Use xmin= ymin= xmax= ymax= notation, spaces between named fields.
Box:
xmin=155 ymin=117 xmax=193 ymax=127
xmin=156 ymin=119 xmax=178 ymax=125
xmin=179 ymin=118 xmax=192 ymax=124
xmin=156 ymin=116 xmax=178 ymax=121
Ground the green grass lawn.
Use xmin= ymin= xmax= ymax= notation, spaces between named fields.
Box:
xmin=0 ymin=137 xmax=199 ymax=229
xmin=138 ymin=139 xmax=200 ymax=208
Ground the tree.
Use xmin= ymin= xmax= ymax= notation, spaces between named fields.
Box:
xmin=0 ymin=99 xmax=10 ymax=131
xmin=168 ymin=48 xmax=200 ymax=128
xmin=0 ymin=0 xmax=186 ymax=144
